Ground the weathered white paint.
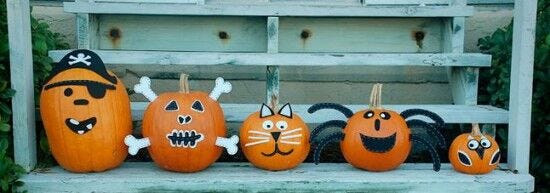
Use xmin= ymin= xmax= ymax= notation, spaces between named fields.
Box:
xmin=63 ymin=2 xmax=475 ymax=17
xmin=21 ymin=162 xmax=534 ymax=193
xmin=7 ymin=0 xmax=37 ymax=171
xmin=96 ymin=0 xmax=204 ymax=4
xmin=76 ymin=13 xmax=98 ymax=49
xmin=507 ymin=0 xmax=536 ymax=174
xmin=49 ymin=50 xmax=492 ymax=67
xmin=129 ymin=102 xmax=509 ymax=123
xmin=266 ymin=17 xmax=280 ymax=109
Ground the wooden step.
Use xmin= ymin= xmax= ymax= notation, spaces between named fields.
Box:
xmin=21 ymin=162 xmax=534 ymax=193
xmin=63 ymin=2 xmax=474 ymax=17
xmin=131 ymin=103 xmax=509 ymax=124
xmin=49 ymin=51 xmax=492 ymax=67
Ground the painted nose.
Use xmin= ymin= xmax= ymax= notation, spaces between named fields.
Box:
xmin=73 ymin=99 xmax=89 ymax=105
xmin=375 ymin=119 xmax=381 ymax=131
xmin=476 ymin=147 xmax=485 ymax=159
xmin=271 ymin=132 xmax=281 ymax=142
xmin=178 ymin=115 xmax=192 ymax=125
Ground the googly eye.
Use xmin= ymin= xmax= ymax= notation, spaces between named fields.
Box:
xmin=467 ymin=139 xmax=479 ymax=150
xmin=276 ymin=121 xmax=288 ymax=131
xmin=364 ymin=111 xmax=374 ymax=119
xmin=480 ymin=138 xmax=491 ymax=148
xmin=262 ymin=120 xmax=274 ymax=130
xmin=380 ymin=112 xmax=391 ymax=120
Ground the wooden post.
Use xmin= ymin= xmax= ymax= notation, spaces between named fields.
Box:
xmin=7 ymin=0 xmax=37 ymax=171
xmin=266 ymin=17 xmax=279 ymax=110
xmin=508 ymin=0 xmax=537 ymax=174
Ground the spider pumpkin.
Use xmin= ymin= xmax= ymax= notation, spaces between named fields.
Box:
xmin=124 ymin=74 xmax=239 ymax=172
xmin=309 ymin=84 xmax=446 ymax=171
xmin=240 ymin=103 xmax=310 ymax=171
xmin=449 ymin=123 xmax=500 ymax=174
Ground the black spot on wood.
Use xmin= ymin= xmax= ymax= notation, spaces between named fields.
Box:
xmin=218 ymin=31 xmax=230 ymax=40
xmin=412 ymin=30 xmax=425 ymax=49
xmin=300 ymin=29 xmax=311 ymax=40
xmin=108 ymin=27 xmax=122 ymax=48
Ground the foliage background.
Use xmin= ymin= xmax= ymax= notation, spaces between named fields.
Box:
xmin=478 ymin=0 xmax=550 ymax=192
xmin=0 ymin=0 xmax=67 ymax=191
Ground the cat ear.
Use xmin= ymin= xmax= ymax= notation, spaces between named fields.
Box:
xmin=260 ymin=103 xmax=274 ymax=118
xmin=278 ymin=103 xmax=293 ymax=118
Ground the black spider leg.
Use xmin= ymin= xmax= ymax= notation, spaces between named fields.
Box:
xmin=313 ymin=133 xmax=345 ymax=165
xmin=308 ymin=103 xmax=354 ymax=118
xmin=400 ymin=109 xmax=445 ymax=128
xmin=310 ymin=120 xmax=347 ymax=142
xmin=406 ymin=119 xmax=446 ymax=149
xmin=410 ymin=134 xmax=441 ymax=172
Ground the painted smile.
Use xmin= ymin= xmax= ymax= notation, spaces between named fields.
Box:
xmin=360 ymin=132 xmax=396 ymax=153
xmin=166 ymin=129 xmax=204 ymax=148
xmin=261 ymin=143 xmax=294 ymax=157
xmin=65 ymin=117 xmax=97 ymax=135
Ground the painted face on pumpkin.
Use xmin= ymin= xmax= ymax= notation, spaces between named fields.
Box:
xmin=449 ymin=132 xmax=500 ymax=174
xmin=358 ymin=109 xmax=408 ymax=153
xmin=240 ymin=103 xmax=310 ymax=171
xmin=163 ymin=99 xmax=206 ymax=148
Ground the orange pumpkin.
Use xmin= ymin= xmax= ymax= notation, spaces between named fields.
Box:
xmin=125 ymin=74 xmax=238 ymax=173
xmin=309 ymin=84 xmax=446 ymax=171
xmin=240 ymin=103 xmax=310 ymax=171
xmin=449 ymin=123 xmax=500 ymax=174
xmin=40 ymin=49 xmax=131 ymax=173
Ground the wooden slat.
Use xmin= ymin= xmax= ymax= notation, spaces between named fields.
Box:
xmin=76 ymin=13 xmax=98 ymax=49
xmin=266 ymin=17 xmax=280 ymax=109
xmin=63 ymin=2 xmax=475 ymax=17
xmin=7 ymin=0 xmax=37 ymax=171
xmin=507 ymin=0 xmax=536 ymax=174
xmin=49 ymin=50 xmax=492 ymax=67
xmin=130 ymin=103 xmax=509 ymax=123
xmin=21 ymin=162 xmax=534 ymax=193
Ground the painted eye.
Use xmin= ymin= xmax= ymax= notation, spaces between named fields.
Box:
xmin=480 ymin=138 xmax=491 ymax=148
xmin=262 ymin=120 xmax=274 ymax=130
xmin=467 ymin=139 xmax=479 ymax=150
xmin=380 ymin=112 xmax=391 ymax=120
xmin=276 ymin=121 xmax=288 ymax=130
xmin=64 ymin=88 xmax=73 ymax=97
xmin=364 ymin=111 xmax=374 ymax=119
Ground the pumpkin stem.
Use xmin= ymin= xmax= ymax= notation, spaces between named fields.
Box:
xmin=179 ymin=74 xmax=190 ymax=93
xmin=471 ymin=123 xmax=482 ymax=136
xmin=369 ymin=83 xmax=383 ymax=109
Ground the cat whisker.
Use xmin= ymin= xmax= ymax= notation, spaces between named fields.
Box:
xmin=279 ymin=140 xmax=301 ymax=145
xmin=248 ymin=136 xmax=269 ymax=140
xmin=244 ymin=139 xmax=270 ymax=147
xmin=281 ymin=128 xmax=302 ymax=135
xmin=281 ymin=134 xmax=302 ymax=139
xmin=248 ymin=130 xmax=271 ymax=136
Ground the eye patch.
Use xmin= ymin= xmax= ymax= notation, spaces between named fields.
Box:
xmin=45 ymin=80 xmax=115 ymax=99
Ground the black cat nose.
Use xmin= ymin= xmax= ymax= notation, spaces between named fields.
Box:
xmin=73 ymin=99 xmax=89 ymax=105
xmin=271 ymin=132 xmax=281 ymax=142
xmin=178 ymin=115 xmax=192 ymax=125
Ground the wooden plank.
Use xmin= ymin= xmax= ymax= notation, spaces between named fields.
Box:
xmin=96 ymin=0 xmax=203 ymax=3
xmin=7 ymin=0 xmax=37 ymax=171
xmin=278 ymin=17 xmax=443 ymax=53
xmin=76 ymin=13 xmax=98 ymax=49
xmin=21 ymin=162 xmax=534 ymax=193
xmin=266 ymin=17 xmax=280 ymax=109
xmin=507 ymin=0 xmax=536 ymax=174
xmin=63 ymin=2 xmax=475 ymax=17
xmin=129 ymin=103 xmax=509 ymax=123
xmin=97 ymin=15 xmax=267 ymax=52
xmin=49 ymin=50 xmax=492 ymax=67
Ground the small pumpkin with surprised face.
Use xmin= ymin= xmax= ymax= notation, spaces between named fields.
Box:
xmin=449 ymin=123 xmax=500 ymax=174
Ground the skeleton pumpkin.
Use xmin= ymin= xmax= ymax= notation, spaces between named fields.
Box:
xmin=449 ymin=123 xmax=500 ymax=174
xmin=240 ymin=103 xmax=310 ymax=171
xmin=40 ymin=49 xmax=132 ymax=172
xmin=309 ymin=84 xmax=446 ymax=171
xmin=125 ymin=74 xmax=238 ymax=172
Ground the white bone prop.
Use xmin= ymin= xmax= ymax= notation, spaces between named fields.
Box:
xmin=124 ymin=135 xmax=151 ymax=155
xmin=215 ymin=135 xmax=239 ymax=155
xmin=209 ymin=77 xmax=232 ymax=101
xmin=68 ymin=53 xmax=92 ymax=66
xmin=134 ymin=76 xmax=158 ymax=102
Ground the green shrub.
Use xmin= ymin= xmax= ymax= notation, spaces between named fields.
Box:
xmin=0 ymin=0 xmax=68 ymax=192
xmin=478 ymin=0 xmax=550 ymax=192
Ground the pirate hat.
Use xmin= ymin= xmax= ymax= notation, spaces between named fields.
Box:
xmin=44 ymin=49 xmax=117 ymax=84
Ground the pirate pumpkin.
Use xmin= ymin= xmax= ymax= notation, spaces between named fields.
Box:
xmin=449 ymin=123 xmax=500 ymax=174
xmin=40 ymin=49 xmax=132 ymax=173
xmin=125 ymin=74 xmax=238 ymax=172
xmin=240 ymin=103 xmax=310 ymax=171
xmin=309 ymin=84 xmax=446 ymax=171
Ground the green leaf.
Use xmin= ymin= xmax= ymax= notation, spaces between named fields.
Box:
xmin=545 ymin=33 xmax=550 ymax=45
xmin=0 ymin=123 xmax=9 ymax=132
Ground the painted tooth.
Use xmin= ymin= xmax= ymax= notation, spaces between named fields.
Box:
xmin=70 ymin=119 xmax=79 ymax=125
xmin=86 ymin=124 xmax=93 ymax=130
xmin=77 ymin=130 xmax=84 ymax=134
